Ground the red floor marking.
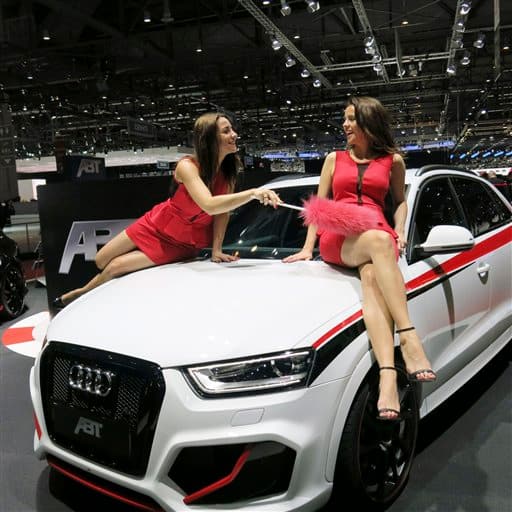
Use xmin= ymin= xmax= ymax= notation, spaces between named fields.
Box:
xmin=2 ymin=326 xmax=35 ymax=345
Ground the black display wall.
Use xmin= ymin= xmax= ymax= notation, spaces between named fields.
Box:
xmin=38 ymin=177 xmax=171 ymax=313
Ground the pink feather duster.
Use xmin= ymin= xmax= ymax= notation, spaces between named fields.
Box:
xmin=300 ymin=195 xmax=385 ymax=235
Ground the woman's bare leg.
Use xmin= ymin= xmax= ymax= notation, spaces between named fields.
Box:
xmin=342 ymin=230 xmax=434 ymax=380
xmin=359 ymin=263 xmax=399 ymax=419
xmin=60 ymin=231 xmax=154 ymax=304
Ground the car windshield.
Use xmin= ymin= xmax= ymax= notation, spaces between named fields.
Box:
xmin=221 ymin=184 xmax=318 ymax=259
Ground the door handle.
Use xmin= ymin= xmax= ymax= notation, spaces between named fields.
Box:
xmin=477 ymin=262 xmax=490 ymax=275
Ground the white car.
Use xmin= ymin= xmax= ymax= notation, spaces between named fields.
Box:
xmin=30 ymin=165 xmax=511 ymax=511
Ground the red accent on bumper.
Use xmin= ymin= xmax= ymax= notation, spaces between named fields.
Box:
xmin=47 ymin=458 xmax=162 ymax=512
xmin=183 ymin=446 xmax=252 ymax=505
xmin=33 ymin=412 xmax=42 ymax=439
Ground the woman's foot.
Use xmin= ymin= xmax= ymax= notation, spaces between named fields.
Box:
xmin=397 ymin=327 xmax=437 ymax=382
xmin=377 ymin=367 xmax=401 ymax=421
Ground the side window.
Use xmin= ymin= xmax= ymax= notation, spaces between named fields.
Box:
xmin=450 ymin=177 xmax=511 ymax=237
xmin=409 ymin=178 xmax=465 ymax=260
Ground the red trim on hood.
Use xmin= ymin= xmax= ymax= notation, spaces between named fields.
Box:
xmin=312 ymin=310 xmax=363 ymax=349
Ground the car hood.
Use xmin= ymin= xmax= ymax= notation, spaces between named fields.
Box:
xmin=47 ymin=259 xmax=363 ymax=367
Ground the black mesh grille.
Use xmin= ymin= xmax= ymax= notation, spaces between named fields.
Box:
xmin=40 ymin=341 xmax=166 ymax=476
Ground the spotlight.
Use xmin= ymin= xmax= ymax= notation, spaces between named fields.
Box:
xmin=460 ymin=50 xmax=471 ymax=66
xmin=313 ymin=78 xmax=322 ymax=87
xmin=459 ymin=1 xmax=472 ymax=15
xmin=364 ymin=35 xmax=375 ymax=47
xmin=42 ymin=29 xmax=50 ymax=41
xmin=305 ymin=1 xmax=320 ymax=14
xmin=371 ymin=54 xmax=382 ymax=64
xmin=473 ymin=33 xmax=485 ymax=48
xmin=373 ymin=63 xmax=383 ymax=73
xmin=271 ymin=37 xmax=282 ymax=51
xmin=285 ymin=55 xmax=296 ymax=68
xmin=453 ymin=35 xmax=464 ymax=49
xmin=301 ymin=68 xmax=311 ymax=78
xmin=280 ymin=0 xmax=291 ymax=16
xmin=143 ymin=10 xmax=151 ymax=23
xmin=455 ymin=17 xmax=466 ymax=32
xmin=446 ymin=63 xmax=457 ymax=75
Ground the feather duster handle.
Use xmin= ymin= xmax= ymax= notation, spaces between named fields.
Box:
xmin=300 ymin=195 xmax=385 ymax=236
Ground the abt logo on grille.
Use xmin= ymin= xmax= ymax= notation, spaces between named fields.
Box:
xmin=74 ymin=417 xmax=103 ymax=438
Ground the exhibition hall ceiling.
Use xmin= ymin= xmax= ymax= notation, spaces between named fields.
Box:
xmin=1 ymin=0 xmax=511 ymax=165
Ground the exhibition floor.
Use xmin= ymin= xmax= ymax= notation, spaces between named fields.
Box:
xmin=1 ymin=282 xmax=510 ymax=512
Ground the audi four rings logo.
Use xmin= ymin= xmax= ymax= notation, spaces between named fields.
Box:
xmin=68 ymin=364 xmax=115 ymax=397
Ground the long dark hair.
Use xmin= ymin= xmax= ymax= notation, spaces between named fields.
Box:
xmin=346 ymin=96 xmax=399 ymax=156
xmin=193 ymin=112 xmax=240 ymax=191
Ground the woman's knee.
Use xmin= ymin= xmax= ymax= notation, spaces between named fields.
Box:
xmin=359 ymin=263 xmax=377 ymax=287
xmin=103 ymin=258 xmax=128 ymax=279
xmin=366 ymin=230 xmax=395 ymax=254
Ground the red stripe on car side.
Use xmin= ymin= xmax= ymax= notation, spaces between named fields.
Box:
xmin=406 ymin=225 xmax=511 ymax=291
xmin=312 ymin=225 xmax=511 ymax=350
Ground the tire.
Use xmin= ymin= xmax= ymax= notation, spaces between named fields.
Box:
xmin=0 ymin=260 xmax=26 ymax=319
xmin=330 ymin=365 xmax=419 ymax=510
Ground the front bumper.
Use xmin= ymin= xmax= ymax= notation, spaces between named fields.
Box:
xmin=30 ymin=355 xmax=347 ymax=512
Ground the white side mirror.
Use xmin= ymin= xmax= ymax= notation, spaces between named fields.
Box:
xmin=417 ymin=225 xmax=475 ymax=254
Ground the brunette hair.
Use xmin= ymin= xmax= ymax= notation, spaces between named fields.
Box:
xmin=193 ymin=112 xmax=240 ymax=191
xmin=346 ymin=96 xmax=399 ymax=155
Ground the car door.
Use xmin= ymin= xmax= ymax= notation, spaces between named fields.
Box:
xmin=449 ymin=175 xmax=512 ymax=342
xmin=402 ymin=175 xmax=491 ymax=394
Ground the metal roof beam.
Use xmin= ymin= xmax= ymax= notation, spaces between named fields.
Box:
xmin=237 ymin=0 xmax=332 ymax=88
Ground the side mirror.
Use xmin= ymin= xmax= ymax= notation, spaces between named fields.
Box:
xmin=415 ymin=225 xmax=475 ymax=255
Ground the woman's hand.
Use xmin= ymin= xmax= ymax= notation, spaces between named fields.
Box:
xmin=282 ymin=249 xmax=314 ymax=263
xmin=396 ymin=231 xmax=407 ymax=254
xmin=211 ymin=251 xmax=240 ymax=263
xmin=251 ymin=188 xmax=282 ymax=208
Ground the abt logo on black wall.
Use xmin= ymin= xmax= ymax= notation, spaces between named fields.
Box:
xmin=64 ymin=155 xmax=106 ymax=180
xmin=59 ymin=220 xmax=134 ymax=274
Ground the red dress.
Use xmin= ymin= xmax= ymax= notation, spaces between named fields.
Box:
xmin=319 ymin=150 xmax=399 ymax=267
xmin=126 ymin=157 xmax=229 ymax=264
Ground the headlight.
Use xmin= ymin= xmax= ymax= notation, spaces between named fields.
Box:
xmin=183 ymin=349 xmax=314 ymax=397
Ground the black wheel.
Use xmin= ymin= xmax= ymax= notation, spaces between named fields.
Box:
xmin=0 ymin=260 xmax=26 ymax=319
xmin=330 ymin=366 xmax=419 ymax=510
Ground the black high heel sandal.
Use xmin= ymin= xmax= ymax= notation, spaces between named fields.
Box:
xmin=52 ymin=297 xmax=66 ymax=309
xmin=396 ymin=326 xmax=437 ymax=382
xmin=377 ymin=367 xmax=401 ymax=421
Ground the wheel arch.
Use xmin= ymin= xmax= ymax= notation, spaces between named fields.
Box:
xmin=324 ymin=347 xmax=375 ymax=482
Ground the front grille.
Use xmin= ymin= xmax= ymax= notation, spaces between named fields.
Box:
xmin=40 ymin=341 xmax=165 ymax=476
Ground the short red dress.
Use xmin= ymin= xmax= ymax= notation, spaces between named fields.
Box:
xmin=319 ymin=150 xmax=399 ymax=267
xmin=126 ymin=157 xmax=229 ymax=265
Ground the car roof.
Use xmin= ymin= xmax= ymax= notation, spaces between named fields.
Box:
xmin=265 ymin=165 xmax=481 ymax=190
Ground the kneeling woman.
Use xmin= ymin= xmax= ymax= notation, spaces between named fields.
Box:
xmin=54 ymin=112 xmax=280 ymax=307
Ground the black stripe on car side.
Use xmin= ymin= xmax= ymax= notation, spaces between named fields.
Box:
xmin=309 ymin=319 xmax=366 ymax=383
xmin=406 ymin=263 xmax=472 ymax=301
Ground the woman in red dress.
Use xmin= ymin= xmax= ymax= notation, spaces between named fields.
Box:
xmin=54 ymin=113 xmax=280 ymax=307
xmin=284 ymin=96 xmax=436 ymax=420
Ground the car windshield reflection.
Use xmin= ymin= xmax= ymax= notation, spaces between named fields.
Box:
xmin=222 ymin=185 xmax=317 ymax=259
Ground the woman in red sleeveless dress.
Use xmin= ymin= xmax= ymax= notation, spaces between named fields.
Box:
xmin=284 ymin=96 xmax=436 ymax=421
xmin=54 ymin=113 xmax=281 ymax=307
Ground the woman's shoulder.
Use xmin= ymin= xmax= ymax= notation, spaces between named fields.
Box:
xmin=392 ymin=152 xmax=405 ymax=166
xmin=175 ymin=156 xmax=200 ymax=182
